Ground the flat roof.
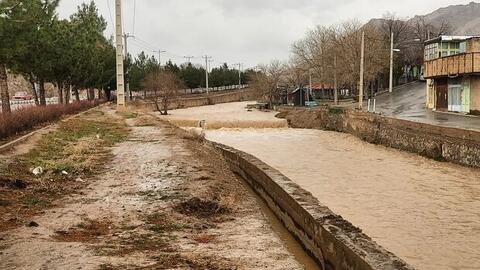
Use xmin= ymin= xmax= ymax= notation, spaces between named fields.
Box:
xmin=424 ymin=35 xmax=480 ymax=45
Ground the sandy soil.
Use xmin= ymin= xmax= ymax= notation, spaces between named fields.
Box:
xmin=0 ymin=107 xmax=303 ymax=269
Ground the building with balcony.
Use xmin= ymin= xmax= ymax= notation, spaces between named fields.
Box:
xmin=424 ymin=36 xmax=480 ymax=114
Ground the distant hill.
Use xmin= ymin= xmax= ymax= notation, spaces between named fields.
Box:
xmin=411 ymin=1 xmax=480 ymax=35
xmin=366 ymin=2 xmax=480 ymax=36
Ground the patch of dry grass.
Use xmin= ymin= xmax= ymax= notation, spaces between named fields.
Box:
xmin=53 ymin=219 xmax=113 ymax=243
xmin=0 ymin=112 xmax=129 ymax=231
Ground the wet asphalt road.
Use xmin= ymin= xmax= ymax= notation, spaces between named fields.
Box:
xmin=373 ymin=81 xmax=480 ymax=132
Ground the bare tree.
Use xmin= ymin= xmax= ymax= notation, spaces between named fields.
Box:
xmin=284 ymin=59 xmax=309 ymax=89
xmin=249 ymin=60 xmax=286 ymax=108
xmin=380 ymin=13 xmax=412 ymax=45
xmin=142 ymin=71 xmax=184 ymax=115
xmin=292 ymin=20 xmax=390 ymax=96
xmin=410 ymin=17 xmax=450 ymax=43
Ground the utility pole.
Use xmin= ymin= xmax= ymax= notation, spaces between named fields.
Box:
xmin=115 ymin=0 xmax=125 ymax=108
xmin=153 ymin=50 xmax=166 ymax=68
xmin=235 ymin=63 xmax=242 ymax=88
xmin=389 ymin=31 xmax=394 ymax=93
xmin=184 ymin=56 xmax=194 ymax=64
xmin=309 ymin=69 xmax=312 ymax=103
xmin=123 ymin=33 xmax=134 ymax=101
xmin=359 ymin=31 xmax=365 ymax=110
xmin=203 ymin=55 xmax=212 ymax=94
xmin=334 ymin=54 xmax=338 ymax=105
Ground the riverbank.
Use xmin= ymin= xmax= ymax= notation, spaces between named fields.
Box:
xmin=0 ymin=105 xmax=304 ymax=269
xmin=278 ymin=106 xmax=480 ymax=168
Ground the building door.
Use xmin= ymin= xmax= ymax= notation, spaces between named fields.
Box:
xmin=448 ymin=78 xmax=462 ymax=112
xmin=461 ymin=78 xmax=471 ymax=113
xmin=435 ymin=78 xmax=448 ymax=111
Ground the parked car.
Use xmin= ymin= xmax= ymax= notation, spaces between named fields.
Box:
xmin=13 ymin=91 xmax=33 ymax=100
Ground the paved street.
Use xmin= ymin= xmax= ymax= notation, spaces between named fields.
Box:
xmin=373 ymin=81 xmax=480 ymax=132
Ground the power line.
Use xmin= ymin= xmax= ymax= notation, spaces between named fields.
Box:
xmin=106 ymin=0 xmax=114 ymax=29
xmin=130 ymin=39 xmax=155 ymax=53
xmin=132 ymin=37 xmax=157 ymax=51
xmin=132 ymin=0 xmax=136 ymax=35
xmin=134 ymin=36 xmax=158 ymax=50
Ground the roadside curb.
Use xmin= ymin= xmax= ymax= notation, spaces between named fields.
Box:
xmin=0 ymin=103 xmax=108 ymax=155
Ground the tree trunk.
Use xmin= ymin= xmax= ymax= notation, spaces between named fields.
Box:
xmin=64 ymin=84 xmax=71 ymax=104
xmin=38 ymin=78 xmax=46 ymax=106
xmin=74 ymin=88 xmax=80 ymax=101
xmin=105 ymin=89 xmax=111 ymax=101
xmin=57 ymin=81 xmax=64 ymax=105
xmin=28 ymin=76 xmax=39 ymax=105
xmin=0 ymin=64 xmax=11 ymax=113
xmin=88 ymin=88 xmax=95 ymax=100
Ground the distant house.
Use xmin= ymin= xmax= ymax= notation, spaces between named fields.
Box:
xmin=311 ymin=84 xmax=333 ymax=99
xmin=310 ymin=83 xmax=351 ymax=100
xmin=424 ymin=36 xmax=480 ymax=114
xmin=284 ymin=88 xmax=315 ymax=106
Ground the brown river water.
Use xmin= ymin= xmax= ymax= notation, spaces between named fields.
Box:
xmin=160 ymin=102 xmax=480 ymax=270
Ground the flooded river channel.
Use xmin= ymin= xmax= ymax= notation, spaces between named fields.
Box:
xmin=161 ymin=102 xmax=480 ymax=270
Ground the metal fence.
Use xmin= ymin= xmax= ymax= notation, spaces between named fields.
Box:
xmin=0 ymin=97 xmax=59 ymax=113
xmin=136 ymin=84 xmax=249 ymax=99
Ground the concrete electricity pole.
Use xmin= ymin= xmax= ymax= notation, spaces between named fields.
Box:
xmin=359 ymin=31 xmax=365 ymax=110
xmin=184 ymin=56 xmax=194 ymax=64
xmin=235 ymin=63 xmax=242 ymax=88
xmin=203 ymin=55 xmax=212 ymax=94
xmin=115 ymin=0 xmax=125 ymax=108
xmin=123 ymin=33 xmax=134 ymax=101
xmin=334 ymin=54 xmax=338 ymax=105
xmin=389 ymin=31 xmax=394 ymax=93
xmin=153 ymin=50 xmax=166 ymax=67
xmin=309 ymin=69 xmax=313 ymax=102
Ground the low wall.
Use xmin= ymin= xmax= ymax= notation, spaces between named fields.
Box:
xmin=279 ymin=107 xmax=480 ymax=168
xmin=213 ymin=143 xmax=413 ymax=270
xmin=139 ymin=89 xmax=256 ymax=111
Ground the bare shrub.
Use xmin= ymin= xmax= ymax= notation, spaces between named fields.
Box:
xmin=0 ymin=100 xmax=101 ymax=140
xmin=142 ymin=71 xmax=184 ymax=115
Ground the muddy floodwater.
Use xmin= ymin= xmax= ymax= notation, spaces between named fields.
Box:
xmin=161 ymin=102 xmax=480 ymax=270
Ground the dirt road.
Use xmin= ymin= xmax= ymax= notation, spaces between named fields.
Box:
xmin=0 ymin=106 xmax=305 ymax=269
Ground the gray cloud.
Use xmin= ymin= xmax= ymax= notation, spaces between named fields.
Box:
xmin=57 ymin=0 xmax=474 ymax=68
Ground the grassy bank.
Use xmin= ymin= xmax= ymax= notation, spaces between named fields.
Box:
xmin=0 ymin=108 xmax=128 ymax=231
xmin=0 ymin=100 xmax=102 ymax=141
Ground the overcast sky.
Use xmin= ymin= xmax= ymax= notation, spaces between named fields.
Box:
xmin=57 ymin=0 xmax=475 ymax=68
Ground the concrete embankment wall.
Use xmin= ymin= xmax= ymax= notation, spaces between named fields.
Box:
xmin=140 ymin=89 xmax=256 ymax=110
xmin=213 ymin=143 xmax=413 ymax=270
xmin=278 ymin=107 xmax=480 ymax=168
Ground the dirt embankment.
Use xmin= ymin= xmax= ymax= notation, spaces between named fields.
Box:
xmin=0 ymin=106 xmax=302 ymax=269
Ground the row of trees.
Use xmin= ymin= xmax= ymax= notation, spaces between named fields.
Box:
xmin=0 ymin=0 xmax=116 ymax=113
xmin=127 ymin=52 xmax=248 ymax=96
xmin=251 ymin=15 xmax=450 ymax=106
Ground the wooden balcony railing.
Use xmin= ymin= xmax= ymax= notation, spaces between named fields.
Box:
xmin=424 ymin=52 xmax=480 ymax=79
